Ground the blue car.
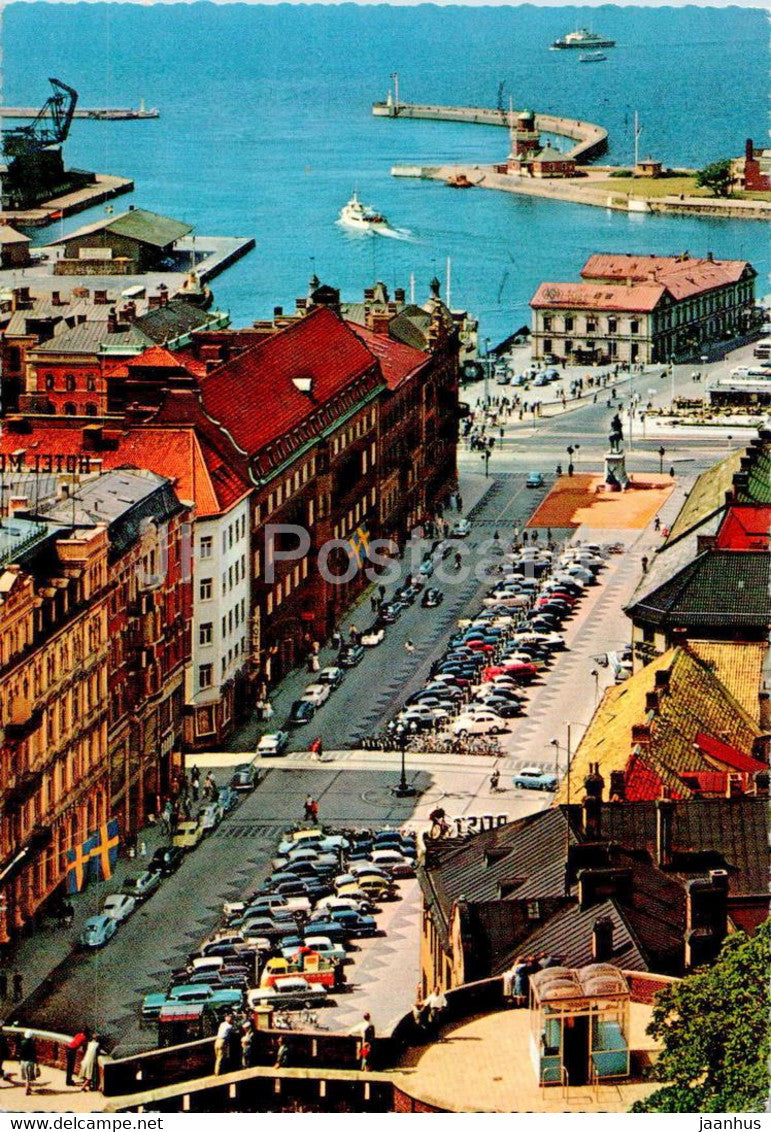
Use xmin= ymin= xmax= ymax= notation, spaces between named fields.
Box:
xmin=513 ymin=766 xmax=558 ymax=792
xmin=80 ymin=914 xmax=118 ymax=949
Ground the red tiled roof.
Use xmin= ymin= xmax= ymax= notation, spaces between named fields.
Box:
xmin=624 ymin=751 xmax=677 ymax=802
xmin=0 ymin=424 xmax=247 ymax=518
xmin=531 ymin=281 xmax=665 ymax=313
xmin=103 ymin=344 xmax=206 ymax=380
xmin=679 ymin=771 xmax=741 ymax=795
xmin=581 ymin=254 xmax=753 ymax=301
xmin=346 ymin=322 xmax=428 ymax=390
xmin=715 ymin=505 xmax=771 ymax=550
xmin=695 ymin=731 xmax=767 ymax=774
xmin=201 ymin=307 xmax=380 ymax=457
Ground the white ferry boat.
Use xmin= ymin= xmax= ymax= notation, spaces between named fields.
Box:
xmin=551 ymin=28 xmax=616 ymax=50
xmin=338 ymin=191 xmax=390 ymax=232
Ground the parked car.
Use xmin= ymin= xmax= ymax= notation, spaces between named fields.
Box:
xmin=218 ymin=785 xmax=239 ymax=813
xmin=317 ymin=666 xmax=344 ymax=689
xmin=526 ymin=472 xmax=544 ymax=488
xmin=378 ymin=603 xmax=403 ymax=625
xmin=302 ymin=683 xmax=331 ymax=707
xmin=256 ymin=731 xmax=290 ymax=757
xmin=230 ymin=764 xmax=261 ymax=793
xmin=452 ymin=711 xmax=506 ymax=736
xmin=421 ymin=587 xmax=444 ymax=608
xmin=121 ymin=869 xmax=163 ymax=901
xmin=172 ymin=821 xmax=206 ymax=852
xmin=449 ymin=519 xmax=471 ymax=538
xmin=288 ymin=699 xmax=315 ymax=726
xmin=418 ymin=558 xmax=435 ymax=578
xmin=338 ymin=643 xmax=365 ymax=667
xmin=514 ymin=766 xmax=558 ymax=792
xmin=247 ymin=977 xmax=329 ymax=1010
xmin=102 ymin=893 xmax=137 ymax=923
xmin=361 ymin=625 xmax=386 ymax=647
xmin=148 ymin=846 xmax=184 ymax=876
xmin=369 ymin=849 xmax=415 ymax=878
xmin=198 ymin=803 xmax=222 ymax=833
xmin=283 ymin=935 xmax=347 ymax=966
xmin=80 ymin=914 xmax=118 ymax=948
xmin=142 ymin=982 xmax=243 ymax=1020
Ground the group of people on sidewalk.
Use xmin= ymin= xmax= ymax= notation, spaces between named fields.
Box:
xmin=0 ymin=1028 xmax=101 ymax=1096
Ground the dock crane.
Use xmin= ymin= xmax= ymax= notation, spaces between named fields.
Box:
xmin=3 ymin=78 xmax=78 ymax=158
xmin=2 ymin=78 xmax=86 ymax=210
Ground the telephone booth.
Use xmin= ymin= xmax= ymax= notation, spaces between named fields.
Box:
xmin=529 ymin=964 xmax=631 ymax=1090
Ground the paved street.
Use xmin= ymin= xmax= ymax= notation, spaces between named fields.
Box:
xmin=12 ymin=350 xmax=740 ymax=1057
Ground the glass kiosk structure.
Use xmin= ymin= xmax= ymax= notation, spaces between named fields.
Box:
xmin=529 ymin=964 xmax=631 ymax=1090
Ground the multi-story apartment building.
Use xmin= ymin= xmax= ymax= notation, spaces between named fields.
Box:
xmin=0 ymin=520 xmax=110 ymax=943
xmin=531 ymin=253 xmax=757 ymax=365
xmin=29 ymin=466 xmax=192 ymax=832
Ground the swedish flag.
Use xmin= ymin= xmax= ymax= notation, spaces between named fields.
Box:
xmin=88 ymin=819 xmax=120 ymax=882
xmin=347 ymin=523 xmax=371 ymax=569
xmin=65 ymin=832 xmax=97 ymax=894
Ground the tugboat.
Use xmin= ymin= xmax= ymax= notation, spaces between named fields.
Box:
xmin=579 ymin=51 xmax=608 ymax=63
xmin=551 ymin=28 xmax=616 ymax=50
xmin=446 ymin=172 xmax=474 ymax=188
xmin=338 ymin=191 xmax=390 ymax=232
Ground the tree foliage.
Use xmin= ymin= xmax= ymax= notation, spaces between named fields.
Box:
xmin=695 ymin=159 xmax=733 ymax=198
xmin=632 ymin=922 xmax=770 ymax=1112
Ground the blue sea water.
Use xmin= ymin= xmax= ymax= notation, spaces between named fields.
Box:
xmin=5 ymin=3 xmax=768 ymax=343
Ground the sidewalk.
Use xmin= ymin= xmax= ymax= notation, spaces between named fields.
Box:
xmin=1 ymin=820 xmax=170 ymax=1030
xmin=0 ymin=1062 xmax=108 ymax=1113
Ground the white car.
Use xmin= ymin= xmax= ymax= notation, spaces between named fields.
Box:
xmin=452 ymin=711 xmax=506 ymax=736
xmin=450 ymin=519 xmax=472 ymax=538
xmin=483 ymin=592 xmax=530 ymax=608
xmin=369 ymin=849 xmax=415 ymax=878
xmin=102 ymin=893 xmax=136 ymax=923
xmin=399 ymin=706 xmax=451 ymax=726
xmin=361 ymin=625 xmax=386 ymax=647
xmin=198 ymin=803 xmax=221 ymax=832
xmin=464 ymin=703 xmax=505 ymax=718
xmin=314 ymin=895 xmax=372 ymax=916
xmin=302 ymin=683 xmax=331 ymax=708
xmin=256 ymin=731 xmax=290 ymax=756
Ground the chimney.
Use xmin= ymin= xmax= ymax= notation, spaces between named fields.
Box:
xmin=608 ymin=769 xmax=626 ymax=802
xmin=51 ymin=290 xmax=62 ymax=306
xmin=578 ymin=868 xmax=632 ymax=910
xmin=655 ymin=795 xmax=675 ymax=867
xmin=394 ymin=288 xmax=405 ymax=304
xmin=725 ymin=772 xmax=743 ymax=798
xmin=670 ymin=627 xmax=688 ymax=647
xmin=591 ymin=916 xmax=615 ymax=961
xmin=752 ymin=770 xmax=769 ymax=797
xmin=273 ymin=306 xmax=283 ymax=318
xmin=367 ymin=310 xmax=391 ymax=335
xmin=645 ymin=690 xmax=659 ymax=713
xmin=631 ymin=723 xmax=651 ymax=746
xmin=94 ymin=289 xmax=109 ymax=305
xmin=295 ymin=298 xmax=308 ymax=312
xmin=8 ymin=496 xmax=29 ymax=517
xmin=77 ymin=313 xmax=87 ymax=325
xmin=745 ymin=138 xmax=754 ymax=162
xmin=684 ymin=873 xmax=728 ymax=968
xmin=758 ymin=691 xmax=770 ymax=730
xmin=82 ymin=423 xmax=104 ymax=451
xmin=654 ymin=668 xmax=671 ymax=692
xmin=696 ymin=534 xmax=716 ymax=554
xmin=107 ymin=308 xmax=118 ymax=334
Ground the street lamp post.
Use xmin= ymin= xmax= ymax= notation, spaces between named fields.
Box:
xmin=481 ymin=449 xmax=490 ymax=478
xmin=393 ymin=724 xmax=416 ymax=797
xmin=590 ymin=668 xmax=599 ymax=705
xmin=669 ymin=356 xmax=675 ymax=408
xmin=658 ymin=445 xmax=666 ymax=475
xmin=484 ymin=337 xmax=491 ymax=407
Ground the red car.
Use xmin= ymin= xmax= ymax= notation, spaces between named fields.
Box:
xmin=483 ymin=661 xmax=538 ymax=682
xmin=465 ymin=640 xmax=496 ymax=653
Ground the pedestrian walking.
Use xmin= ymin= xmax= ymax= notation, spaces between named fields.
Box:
xmin=190 ymin=766 xmax=200 ymax=802
xmin=19 ymin=1031 xmax=37 ymax=1096
xmin=404 ymin=639 xmax=415 ymax=655
xmin=456 ymin=494 xmax=462 ymax=512
xmin=371 ymin=594 xmax=380 ymax=614
xmin=79 ymin=1035 xmax=101 ymax=1092
xmin=263 ymin=699 xmax=274 ymax=721
xmin=12 ymin=973 xmax=23 ymax=1003
xmin=304 ymin=795 xmax=316 ymax=822
xmin=490 ymin=766 xmax=500 ymax=792
xmin=654 ymin=516 xmax=661 ymax=532
xmin=274 ymin=1037 xmax=289 ymax=1068
xmin=349 ymin=624 xmax=358 ymax=644
xmin=65 ymin=1027 xmax=89 ymax=1086
xmin=331 ymin=629 xmax=342 ymax=651
xmin=0 ymin=1030 xmax=10 ymax=1081
xmin=424 ymin=986 xmax=448 ymax=1036
xmin=214 ymin=1013 xmax=234 ymax=1076
xmin=641 ymin=555 xmax=649 ymax=574
xmin=204 ymin=772 xmax=216 ymax=800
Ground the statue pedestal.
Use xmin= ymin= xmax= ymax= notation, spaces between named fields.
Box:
xmin=604 ymin=449 xmax=628 ymax=491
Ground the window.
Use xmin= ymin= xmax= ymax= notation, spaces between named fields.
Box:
xmin=608 ymin=318 xmax=617 ymax=333
xmin=198 ymin=663 xmax=213 ymax=689
xmin=565 ymin=317 xmax=574 ymax=332
xmin=543 ymin=339 xmax=552 ymax=354
xmin=586 ymin=319 xmax=597 ymax=333
xmin=200 ymin=536 xmax=212 ymax=559
xmin=86 ymin=376 xmax=97 ymax=392
xmin=65 ymin=374 xmax=76 ymax=392
xmin=543 ymin=316 xmax=552 ymax=331
xmin=63 ymin=402 xmax=76 ymax=416
xmin=85 ymin=403 xmax=97 ymax=416
xmin=630 ymin=319 xmax=640 ymax=334
xmin=199 ymin=578 xmax=212 ymax=600
xmin=44 ymin=372 xmax=55 ymax=390
xmin=199 ymin=622 xmax=212 ymax=645
xmin=565 ymin=340 xmax=573 ymax=355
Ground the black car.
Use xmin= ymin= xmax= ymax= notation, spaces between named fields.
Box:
xmin=393 ymin=585 xmax=416 ymax=606
xmin=421 ymin=587 xmax=444 ymax=608
xmin=288 ymin=699 xmax=315 ymax=726
xmin=231 ymin=765 xmax=261 ymax=792
xmin=338 ymin=644 xmax=365 ymax=668
xmin=148 ymin=846 xmax=184 ymax=876
xmin=378 ymin=602 xmax=404 ymax=624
